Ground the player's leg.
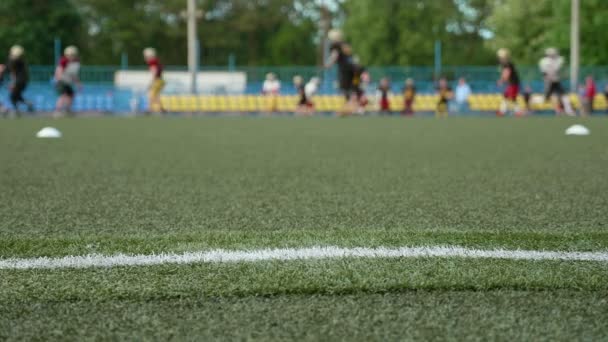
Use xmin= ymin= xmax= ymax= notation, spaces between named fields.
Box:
xmin=556 ymin=84 xmax=574 ymax=116
xmin=21 ymin=82 xmax=33 ymax=112
xmin=406 ymin=99 xmax=414 ymax=116
xmin=148 ymin=79 xmax=165 ymax=114
xmin=10 ymin=82 xmax=32 ymax=114
xmin=9 ymin=86 xmax=22 ymax=116
xmin=156 ymin=80 xmax=166 ymax=113
xmin=499 ymin=88 xmax=511 ymax=116
xmin=436 ymin=102 xmax=447 ymax=118
xmin=272 ymin=94 xmax=279 ymax=112
xmin=337 ymin=71 xmax=355 ymax=117
xmin=508 ymin=98 xmax=522 ymax=116
xmin=547 ymin=83 xmax=562 ymax=115
xmin=507 ymin=85 xmax=522 ymax=116
xmin=64 ymin=85 xmax=75 ymax=115
xmin=355 ymin=88 xmax=368 ymax=115
xmin=148 ymin=82 xmax=157 ymax=113
xmin=149 ymin=91 xmax=159 ymax=113
xmin=55 ymin=82 xmax=68 ymax=114
xmin=337 ymin=86 xmax=353 ymax=117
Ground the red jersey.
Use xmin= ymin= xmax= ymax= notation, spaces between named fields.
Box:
xmin=57 ymin=56 xmax=81 ymax=84
xmin=59 ymin=56 xmax=69 ymax=69
xmin=147 ymin=58 xmax=163 ymax=79
xmin=585 ymin=82 xmax=596 ymax=99
xmin=58 ymin=56 xmax=80 ymax=70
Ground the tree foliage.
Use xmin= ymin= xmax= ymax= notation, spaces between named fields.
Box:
xmin=486 ymin=0 xmax=608 ymax=65
xmin=0 ymin=0 xmax=83 ymax=64
xmin=0 ymin=0 xmax=606 ymax=66
xmin=77 ymin=0 xmax=319 ymax=66
xmin=342 ymin=0 xmax=495 ymax=66
xmin=197 ymin=0 xmax=318 ymax=66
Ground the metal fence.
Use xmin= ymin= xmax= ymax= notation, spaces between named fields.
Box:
xmin=28 ymin=64 xmax=608 ymax=92
xmin=7 ymin=65 xmax=608 ymax=113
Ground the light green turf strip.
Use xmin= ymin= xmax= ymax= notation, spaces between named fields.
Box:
xmin=3 ymin=230 xmax=608 ymax=258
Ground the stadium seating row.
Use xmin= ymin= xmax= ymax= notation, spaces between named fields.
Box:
xmin=160 ymin=94 xmax=608 ymax=112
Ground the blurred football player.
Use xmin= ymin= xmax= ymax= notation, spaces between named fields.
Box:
xmin=376 ymin=78 xmax=391 ymax=114
xmin=0 ymin=46 xmax=33 ymax=116
xmin=143 ymin=48 xmax=166 ymax=114
xmin=522 ymin=85 xmax=533 ymax=115
xmin=605 ymin=85 xmax=608 ymax=114
xmin=352 ymin=56 xmax=370 ymax=114
xmin=324 ymin=29 xmax=357 ymax=116
xmin=436 ymin=77 xmax=453 ymax=118
xmin=0 ymin=63 xmax=6 ymax=115
xmin=262 ymin=72 xmax=281 ymax=112
xmin=294 ymin=75 xmax=309 ymax=115
xmin=55 ymin=46 xmax=81 ymax=116
xmin=402 ymin=78 xmax=416 ymax=116
xmin=496 ymin=48 xmax=522 ymax=117
xmin=539 ymin=48 xmax=574 ymax=116
xmin=578 ymin=76 xmax=595 ymax=116
xmin=305 ymin=77 xmax=320 ymax=104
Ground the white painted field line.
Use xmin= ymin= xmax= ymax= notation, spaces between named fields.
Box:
xmin=1 ymin=246 xmax=608 ymax=270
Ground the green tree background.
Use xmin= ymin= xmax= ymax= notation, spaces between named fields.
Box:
xmin=0 ymin=0 xmax=605 ymax=66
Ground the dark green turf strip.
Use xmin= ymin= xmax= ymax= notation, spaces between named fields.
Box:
xmin=2 ymin=291 xmax=607 ymax=341
xmin=2 ymin=258 xmax=607 ymax=303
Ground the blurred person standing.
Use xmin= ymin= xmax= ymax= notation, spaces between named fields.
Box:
xmin=262 ymin=72 xmax=281 ymax=112
xmin=0 ymin=46 xmax=33 ymax=116
xmin=453 ymin=77 xmax=471 ymax=114
xmin=539 ymin=48 xmax=574 ymax=116
xmin=605 ymin=85 xmax=608 ymax=114
xmin=304 ymin=77 xmax=320 ymax=106
xmin=402 ymin=78 xmax=416 ymax=116
xmin=376 ymin=78 xmax=391 ymax=114
xmin=436 ymin=77 xmax=453 ymax=118
xmin=0 ymin=63 xmax=5 ymax=115
xmin=496 ymin=48 xmax=522 ymax=117
xmin=522 ymin=85 xmax=533 ymax=115
xmin=294 ymin=76 xmax=309 ymax=115
xmin=579 ymin=76 xmax=596 ymax=116
xmin=351 ymin=56 xmax=369 ymax=114
xmin=54 ymin=46 xmax=81 ymax=116
xmin=143 ymin=48 xmax=166 ymax=114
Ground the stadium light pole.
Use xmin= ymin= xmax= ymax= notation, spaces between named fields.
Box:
xmin=319 ymin=4 xmax=331 ymax=93
xmin=186 ymin=0 xmax=202 ymax=94
xmin=570 ymin=0 xmax=580 ymax=91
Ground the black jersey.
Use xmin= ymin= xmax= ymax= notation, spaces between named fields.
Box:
xmin=330 ymin=41 xmax=355 ymax=89
xmin=297 ymin=84 xmax=308 ymax=105
xmin=378 ymin=85 xmax=390 ymax=100
xmin=330 ymin=42 xmax=353 ymax=72
xmin=501 ymin=62 xmax=520 ymax=86
xmin=7 ymin=57 xmax=28 ymax=84
xmin=437 ymin=86 xmax=452 ymax=104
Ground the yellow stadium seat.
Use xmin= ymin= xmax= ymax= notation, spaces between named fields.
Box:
xmin=158 ymin=93 xmax=608 ymax=113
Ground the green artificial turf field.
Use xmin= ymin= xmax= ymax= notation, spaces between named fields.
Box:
xmin=1 ymin=117 xmax=607 ymax=340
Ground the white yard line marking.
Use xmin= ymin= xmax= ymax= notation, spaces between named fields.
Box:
xmin=1 ymin=246 xmax=608 ymax=270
